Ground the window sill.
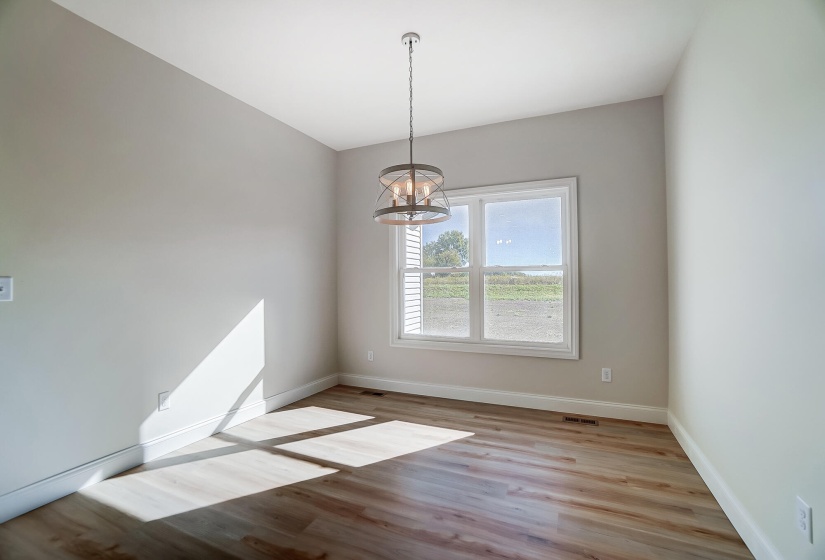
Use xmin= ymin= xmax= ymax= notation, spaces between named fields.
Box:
xmin=391 ymin=337 xmax=579 ymax=360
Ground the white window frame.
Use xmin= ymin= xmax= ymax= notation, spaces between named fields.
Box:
xmin=389 ymin=177 xmax=579 ymax=359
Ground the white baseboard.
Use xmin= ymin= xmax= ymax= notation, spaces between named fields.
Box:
xmin=339 ymin=373 xmax=667 ymax=424
xmin=0 ymin=444 xmax=145 ymax=527
xmin=0 ymin=373 xmax=339 ymax=525
xmin=263 ymin=374 xmax=339 ymax=413
xmin=668 ymin=412 xmax=780 ymax=560
xmin=140 ymin=373 xmax=339 ymax=462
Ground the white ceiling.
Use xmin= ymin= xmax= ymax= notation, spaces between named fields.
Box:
xmin=51 ymin=0 xmax=707 ymax=151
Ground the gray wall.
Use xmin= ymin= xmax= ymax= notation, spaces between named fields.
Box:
xmin=664 ymin=0 xmax=825 ymax=557
xmin=0 ymin=0 xmax=338 ymax=495
xmin=337 ymin=97 xmax=669 ymax=408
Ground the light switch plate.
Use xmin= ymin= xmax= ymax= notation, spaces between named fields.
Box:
xmin=0 ymin=277 xmax=12 ymax=302
xmin=158 ymin=391 xmax=171 ymax=411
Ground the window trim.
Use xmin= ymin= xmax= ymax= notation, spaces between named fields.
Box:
xmin=389 ymin=177 xmax=579 ymax=359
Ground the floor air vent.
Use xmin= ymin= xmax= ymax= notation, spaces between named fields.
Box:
xmin=360 ymin=391 xmax=385 ymax=397
xmin=563 ymin=416 xmax=599 ymax=426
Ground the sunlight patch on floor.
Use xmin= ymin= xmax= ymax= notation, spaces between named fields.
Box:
xmin=80 ymin=409 xmax=472 ymax=523
xmin=276 ymin=420 xmax=474 ymax=467
xmin=224 ymin=406 xmax=372 ymax=442
xmin=80 ymin=448 xmax=336 ymax=522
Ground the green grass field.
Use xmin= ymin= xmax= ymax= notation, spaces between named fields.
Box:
xmin=421 ymin=274 xmax=563 ymax=301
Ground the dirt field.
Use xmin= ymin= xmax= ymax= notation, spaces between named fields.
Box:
xmin=419 ymin=298 xmax=563 ymax=342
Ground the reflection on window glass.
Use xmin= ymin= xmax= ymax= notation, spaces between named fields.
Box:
xmin=484 ymin=271 xmax=563 ymax=343
xmin=485 ymin=198 xmax=561 ymax=266
xmin=421 ymin=205 xmax=470 ymax=267
xmin=403 ymin=272 xmax=469 ymax=338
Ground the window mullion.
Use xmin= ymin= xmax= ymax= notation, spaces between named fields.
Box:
xmin=401 ymin=267 xmax=470 ymax=274
xmin=470 ymin=197 xmax=484 ymax=342
xmin=480 ymin=265 xmax=565 ymax=273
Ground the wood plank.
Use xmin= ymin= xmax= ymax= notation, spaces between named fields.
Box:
xmin=224 ymin=406 xmax=372 ymax=442
xmin=0 ymin=386 xmax=754 ymax=559
xmin=276 ymin=421 xmax=473 ymax=467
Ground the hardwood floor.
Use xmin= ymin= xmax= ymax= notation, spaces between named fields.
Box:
xmin=0 ymin=386 xmax=754 ymax=559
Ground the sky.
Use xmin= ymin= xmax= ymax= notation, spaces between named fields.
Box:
xmin=421 ymin=198 xmax=562 ymax=266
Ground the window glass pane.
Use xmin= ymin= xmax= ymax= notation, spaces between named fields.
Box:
xmin=419 ymin=205 xmax=470 ymax=268
xmin=483 ymin=271 xmax=563 ymax=343
xmin=485 ymin=198 xmax=561 ymax=266
xmin=403 ymin=272 xmax=469 ymax=338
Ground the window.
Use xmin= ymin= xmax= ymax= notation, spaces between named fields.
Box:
xmin=390 ymin=178 xmax=578 ymax=359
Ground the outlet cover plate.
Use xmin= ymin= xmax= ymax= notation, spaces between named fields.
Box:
xmin=158 ymin=391 xmax=171 ymax=411
xmin=797 ymin=496 xmax=813 ymax=543
xmin=601 ymin=368 xmax=612 ymax=382
xmin=0 ymin=277 xmax=12 ymax=302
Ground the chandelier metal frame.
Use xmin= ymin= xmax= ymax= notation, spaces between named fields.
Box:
xmin=373 ymin=32 xmax=451 ymax=225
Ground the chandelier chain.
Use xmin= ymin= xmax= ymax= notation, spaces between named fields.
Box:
xmin=409 ymin=39 xmax=414 ymax=165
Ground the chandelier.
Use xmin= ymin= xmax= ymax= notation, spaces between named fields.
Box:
xmin=373 ymin=32 xmax=451 ymax=225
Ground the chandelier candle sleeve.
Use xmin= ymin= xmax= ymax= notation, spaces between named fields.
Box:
xmin=374 ymin=33 xmax=451 ymax=225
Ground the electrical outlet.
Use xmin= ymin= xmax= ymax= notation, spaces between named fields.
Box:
xmin=797 ymin=496 xmax=813 ymax=543
xmin=601 ymin=368 xmax=612 ymax=382
xmin=367 ymin=350 xmax=374 ymax=362
xmin=158 ymin=391 xmax=171 ymax=411
xmin=0 ymin=277 xmax=12 ymax=302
